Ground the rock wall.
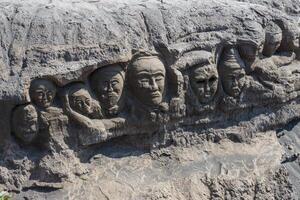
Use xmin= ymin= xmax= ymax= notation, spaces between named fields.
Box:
xmin=0 ymin=0 xmax=300 ymax=199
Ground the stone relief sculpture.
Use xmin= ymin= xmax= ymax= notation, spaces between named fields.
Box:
xmin=90 ymin=64 xmax=126 ymax=118
xmin=29 ymin=79 xmax=57 ymax=109
xmin=172 ymin=50 xmax=219 ymax=114
xmin=3 ymin=1 xmax=300 ymax=198
xmin=251 ymin=21 xmax=296 ymax=92
xmin=127 ymin=51 xmax=169 ymax=123
xmin=218 ymin=46 xmax=246 ymax=98
xmin=7 ymin=20 xmax=300 ymax=154
xmin=237 ymin=21 xmax=265 ymax=73
xmin=62 ymin=83 xmax=107 ymax=146
xmin=29 ymin=78 xmax=69 ymax=151
xmin=12 ymin=104 xmax=39 ymax=145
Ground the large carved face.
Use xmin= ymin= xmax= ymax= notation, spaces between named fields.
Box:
xmin=13 ymin=105 xmax=38 ymax=144
xmin=69 ymin=87 xmax=92 ymax=115
xmin=30 ymin=79 xmax=56 ymax=108
xmin=221 ymin=68 xmax=245 ymax=98
xmin=92 ymin=65 xmax=125 ymax=110
xmin=190 ymin=64 xmax=218 ymax=103
xmin=129 ymin=57 xmax=166 ymax=107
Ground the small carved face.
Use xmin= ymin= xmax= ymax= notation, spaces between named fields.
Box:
xmin=190 ymin=64 xmax=218 ymax=103
xmin=13 ymin=105 xmax=38 ymax=144
xmin=222 ymin=68 xmax=245 ymax=98
xmin=238 ymin=43 xmax=260 ymax=68
xmin=93 ymin=66 xmax=124 ymax=109
xmin=262 ymin=33 xmax=282 ymax=57
xmin=30 ymin=79 xmax=56 ymax=108
xmin=129 ymin=57 xmax=166 ymax=107
xmin=70 ymin=89 xmax=92 ymax=115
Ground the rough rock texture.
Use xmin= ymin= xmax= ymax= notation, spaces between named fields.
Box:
xmin=0 ymin=0 xmax=300 ymax=199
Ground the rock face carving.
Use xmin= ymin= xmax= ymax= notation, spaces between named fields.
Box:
xmin=171 ymin=50 xmax=218 ymax=115
xmin=128 ymin=52 xmax=166 ymax=108
xmin=1 ymin=0 xmax=300 ymax=198
xmin=218 ymin=47 xmax=246 ymax=98
xmin=12 ymin=104 xmax=39 ymax=144
xmin=29 ymin=79 xmax=57 ymax=109
xmin=251 ymin=21 xmax=296 ymax=91
xmin=127 ymin=52 xmax=169 ymax=123
xmin=90 ymin=64 xmax=125 ymax=118
xmin=189 ymin=53 xmax=218 ymax=104
xmin=62 ymin=83 xmax=106 ymax=146
xmin=262 ymin=21 xmax=283 ymax=57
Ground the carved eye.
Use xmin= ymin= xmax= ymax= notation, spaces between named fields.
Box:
xmin=111 ymin=80 xmax=119 ymax=87
xmin=155 ymin=77 xmax=164 ymax=82
xmin=209 ymin=77 xmax=217 ymax=82
xmin=196 ymin=80 xmax=205 ymax=84
xmin=140 ymin=79 xmax=149 ymax=83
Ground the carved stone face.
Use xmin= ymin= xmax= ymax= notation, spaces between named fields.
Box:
xmin=238 ymin=42 xmax=260 ymax=69
xmin=69 ymin=88 xmax=92 ymax=115
xmin=221 ymin=68 xmax=245 ymax=98
xmin=13 ymin=105 xmax=38 ymax=144
xmin=263 ymin=33 xmax=282 ymax=57
xmin=190 ymin=64 xmax=218 ymax=103
xmin=30 ymin=79 xmax=56 ymax=108
xmin=92 ymin=65 xmax=125 ymax=110
xmin=129 ymin=57 xmax=166 ymax=107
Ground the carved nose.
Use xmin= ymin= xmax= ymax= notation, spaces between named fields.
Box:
xmin=106 ymin=83 xmax=113 ymax=92
xmin=150 ymin=78 xmax=158 ymax=90
xmin=205 ymin=82 xmax=210 ymax=92
xmin=232 ymin=78 xmax=238 ymax=86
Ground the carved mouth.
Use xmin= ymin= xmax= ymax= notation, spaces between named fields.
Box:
xmin=150 ymin=92 xmax=161 ymax=98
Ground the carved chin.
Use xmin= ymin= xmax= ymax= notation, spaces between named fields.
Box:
xmin=149 ymin=96 xmax=162 ymax=106
xmin=37 ymin=100 xmax=51 ymax=108
xmin=198 ymin=95 xmax=214 ymax=104
xmin=101 ymin=94 xmax=120 ymax=108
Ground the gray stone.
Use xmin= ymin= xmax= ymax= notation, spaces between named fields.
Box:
xmin=0 ymin=0 xmax=300 ymax=199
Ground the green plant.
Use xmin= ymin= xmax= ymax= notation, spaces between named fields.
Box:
xmin=0 ymin=191 xmax=12 ymax=200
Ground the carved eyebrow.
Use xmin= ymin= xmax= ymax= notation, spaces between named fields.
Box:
xmin=136 ymin=70 xmax=150 ymax=75
xmin=153 ymin=72 xmax=165 ymax=76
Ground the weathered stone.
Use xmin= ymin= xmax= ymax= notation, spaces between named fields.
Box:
xmin=0 ymin=0 xmax=300 ymax=199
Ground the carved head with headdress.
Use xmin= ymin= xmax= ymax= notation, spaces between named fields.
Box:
xmin=173 ymin=50 xmax=219 ymax=104
xmin=237 ymin=21 xmax=265 ymax=70
xmin=219 ymin=46 xmax=246 ymax=98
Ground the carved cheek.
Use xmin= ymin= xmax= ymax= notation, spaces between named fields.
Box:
xmin=156 ymin=79 xmax=165 ymax=93
xmin=112 ymin=83 xmax=121 ymax=95
xmin=138 ymin=80 xmax=150 ymax=89
xmin=210 ymin=80 xmax=218 ymax=93
xmin=35 ymin=92 xmax=44 ymax=101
